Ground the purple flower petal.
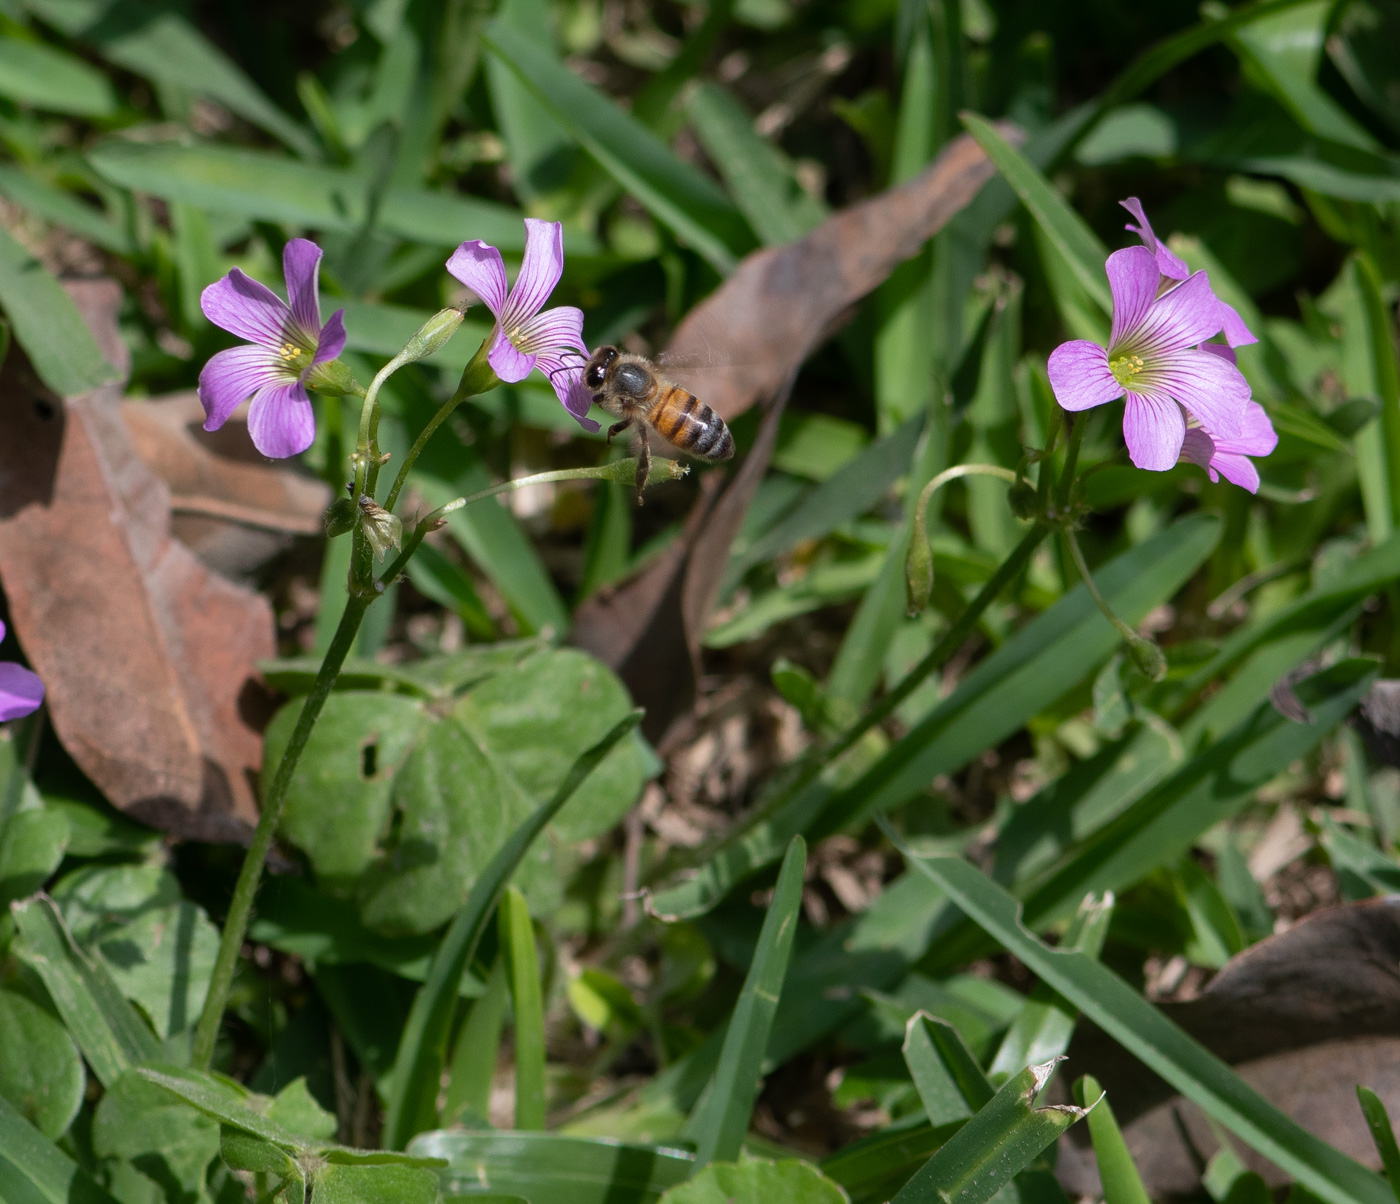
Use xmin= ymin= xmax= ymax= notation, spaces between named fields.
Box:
xmin=283 ymin=239 xmax=324 ymax=337
xmin=499 ymin=219 xmax=564 ymax=333
xmin=0 ymin=661 xmax=43 ymax=722
xmin=1106 ymin=247 xmax=1161 ymax=350
xmin=1047 ymin=340 xmax=1123 ymax=411
xmin=1143 ymin=345 xmax=1248 ymax=439
xmin=512 ymin=305 xmax=585 ymax=358
xmin=247 ymin=381 xmax=316 ymax=458
xmin=313 ymin=308 xmax=347 ymax=365
xmin=1201 ymin=342 xmax=1236 ymax=365
xmin=1218 ymin=299 xmax=1258 ymax=348
xmin=201 ymin=268 xmax=298 ymax=349
xmin=1120 ymin=197 xmax=1189 ymax=280
xmin=1128 ymin=270 xmax=1225 ymax=357
xmin=199 ymin=343 xmax=288 ymax=431
xmin=0 ymin=620 xmax=6 ymax=643
xmin=487 ymin=325 xmax=534 ymax=382
xmin=447 ymin=240 xmax=509 ymax=318
xmin=1230 ymin=400 xmax=1279 ymax=458
xmin=536 ymin=351 xmax=601 ymax=432
xmin=1123 ymin=391 xmax=1185 ymax=471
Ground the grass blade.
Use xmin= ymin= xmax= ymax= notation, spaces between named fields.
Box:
xmin=1357 ymin=1087 xmax=1400 ymax=1202
xmin=1073 ymin=1075 xmax=1151 ymax=1204
xmin=382 ymin=710 xmax=643 ymax=1149
xmin=0 ymin=36 xmax=114 ymax=116
xmin=500 ymin=887 xmax=546 ymax=1130
xmin=445 ymin=956 xmax=509 ymax=1125
xmin=0 ymin=1090 xmax=119 ymax=1204
xmin=988 ymin=892 xmax=1114 ymax=1082
xmin=482 ymin=21 xmax=753 ymax=273
xmin=880 ymin=824 xmax=1394 ymax=1204
xmin=1354 ymin=254 xmax=1400 ymax=534
xmin=891 ymin=1059 xmax=1091 ymax=1204
xmin=0 ymin=225 xmax=116 ymax=396
xmin=903 ymin=1012 xmax=993 ymax=1125
xmin=683 ymin=835 xmax=806 ymax=1167
xmin=10 ymin=894 xmax=160 ymax=1087
xmin=961 ymin=112 xmax=1110 ymax=313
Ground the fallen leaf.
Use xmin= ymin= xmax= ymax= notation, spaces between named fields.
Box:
xmin=0 ymin=280 xmax=274 ymax=839
xmin=1059 ymin=899 xmax=1400 ymax=1193
xmin=121 ymin=391 xmax=330 ymax=580
xmin=573 ymin=131 xmax=1003 ymax=743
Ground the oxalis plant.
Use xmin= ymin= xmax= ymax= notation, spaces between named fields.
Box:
xmin=189 ymin=218 xmax=684 ymax=1069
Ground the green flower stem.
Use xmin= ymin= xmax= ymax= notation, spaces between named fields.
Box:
xmin=1036 ymin=410 xmax=1063 ymax=512
xmin=384 ymin=337 xmax=499 ymax=513
xmin=907 ymin=464 xmax=1019 ymax=614
xmin=1056 ymin=411 xmax=1086 ymax=512
xmin=1062 ymin=525 xmax=1166 ymax=680
xmin=190 ymin=591 xmax=371 ymax=1070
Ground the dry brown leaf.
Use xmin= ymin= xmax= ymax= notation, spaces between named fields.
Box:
xmin=1060 ymin=899 xmax=1400 ymax=1193
xmin=572 ymin=131 xmax=1003 ymax=743
xmin=122 ymin=391 xmax=330 ymax=580
xmin=0 ymin=281 xmax=275 ymax=839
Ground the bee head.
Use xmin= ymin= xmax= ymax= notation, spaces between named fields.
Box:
xmin=585 ymin=346 xmax=618 ymax=391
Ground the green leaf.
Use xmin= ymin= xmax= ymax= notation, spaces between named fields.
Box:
xmin=1228 ymin=2 xmax=1376 ymax=150
xmin=683 ymin=836 xmax=806 ymax=1167
xmin=902 ymin=1012 xmax=994 ymax=1125
xmin=28 ymin=0 xmax=315 ymax=156
xmin=10 ymin=894 xmax=160 ymax=1087
xmin=409 ymin=1129 xmax=695 ymax=1203
xmin=820 ymin=1116 xmax=953 ymax=1204
xmin=0 ymin=35 xmax=114 ymax=115
xmin=0 ymin=986 xmax=83 ymax=1139
xmin=0 ymin=807 xmax=67 ymax=909
xmin=266 ymin=1077 xmax=338 ymax=1142
xmin=1353 ymin=254 xmax=1400 ymax=536
xmin=0 ymin=1089 xmax=119 ymax=1204
xmin=1318 ymin=814 xmax=1400 ymax=899
xmin=382 ymin=710 xmax=643 ymax=1149
xmin=1072 ymin=1076 xmax=1150 ymax=1204
xmin=988 ymin=893 xmax=1114 ymax=1081
xmin=659 ymin=1159 xmax=849 ymax=1204
xmin=445 ymin=956 xmax=509 ymax=1125
xmin=267 ymin=691 xmax=428 ymax=888
xmin=733 ymin=433 xmax=903 ymax=579
xmin=482 ymin=21 xmax=753 ymax=273
xmin=93 ymin=1070 xmax=222 ymax=1204
xmin=0 ymin=165 xmax=133 ymax=255
xmin=455 ymin=647 xmax=651 ymax=843
xmin=314 ymin=1158 xmax=441 ymax=1204
xmin=87 ymin=141 xmax=529 ymax=250
xmin=500 ymin=886 xmax=546 ymax=1130
xmin=881 ymin=827 xmax=1393 ymax=1204
xmin=1017 ymin=661 xmax=1376 ymax=930
xmin=960 ymin=113 xmax=1110 ymax=313
xmin=890 ymin=1060 xmax=1091 ymax=1204
xmin=650 ymin=514 xmax=1219 ymax=921
xmin=1357 ymin=1087 xmax=1400 ymax=1203
xmin=53 ymin=863 xmax=220 ymax=1038
xmin=0 ymin=224 xmax=117 ymax=396
xmin=355 ymin=716 xmax=539 ymax=937
xmin=686 ymin=82 xmax=826 ymax=246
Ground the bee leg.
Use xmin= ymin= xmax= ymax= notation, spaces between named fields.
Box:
xmin=607 ymin=419 xmax=632 ymax=445
xmin=634 ymin=436 xmax=651 ymax=505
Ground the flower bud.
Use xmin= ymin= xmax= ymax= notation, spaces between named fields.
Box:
xmin=905 ymin=535 xmax=933 ymax=616
xmin=1007 ymin=479 xmax=1038 ymax=519
xmin=400 ymin=306 xmax=466 ymax=363
xmin=324 ymin=496 xmax=357 ymax=538
xmin=1126 ymin=633 xmax=1167 ymax=682
xmin=306 ymin=358 xmax=363 ymax=397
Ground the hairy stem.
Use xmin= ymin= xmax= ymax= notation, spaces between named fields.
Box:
xmin=191 ymin=592 xmax=371 ymax=1070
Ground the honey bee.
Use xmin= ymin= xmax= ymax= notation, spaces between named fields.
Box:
xmin=582 ymin=345 xmax=734 ymax=502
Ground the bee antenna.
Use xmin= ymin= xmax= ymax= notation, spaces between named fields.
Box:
xmin=545 ymin=362 xmax=582 ymax=383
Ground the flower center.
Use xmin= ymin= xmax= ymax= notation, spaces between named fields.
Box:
xmin=1109 ymin=353 xmax=1144 ymax=387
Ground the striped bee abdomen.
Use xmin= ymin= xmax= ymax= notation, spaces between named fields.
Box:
xmin=649 ymin=385 xmax=735 ymax=461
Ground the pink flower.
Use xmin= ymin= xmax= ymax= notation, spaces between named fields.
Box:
xmin=197 ymin=240 xmax=346 ymax=459
xmin=1120 ymin=197 xmax=1256 ymax=349
xmin=1047 ymin=245 xmax=1253 ymax=471
xmin=0 ymin=621 xmax=43 ymax=722
xmin=446 ymin=219 xmax=597 ymax=432
xmin=1180 ymin=349 xmax=1278 ymax=493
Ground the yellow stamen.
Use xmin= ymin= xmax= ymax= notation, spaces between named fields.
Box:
xmin=1109 ymin=353 xmax=1144 ymax=387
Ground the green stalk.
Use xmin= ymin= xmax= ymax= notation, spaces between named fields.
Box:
xmin=1062 ymin=525 xmax=1166 ymax=681
xmin=190 ymin=591 xmax=371 ymax=1069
